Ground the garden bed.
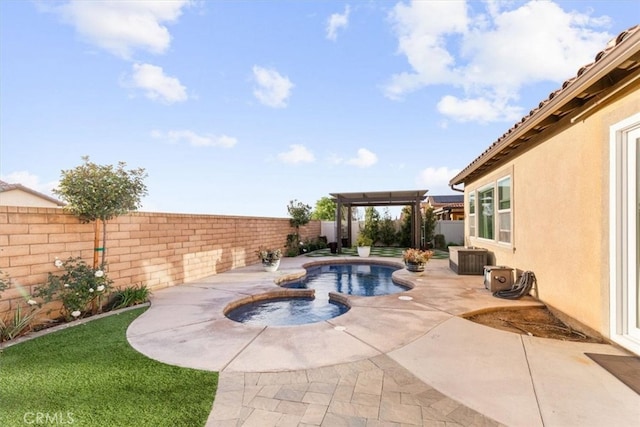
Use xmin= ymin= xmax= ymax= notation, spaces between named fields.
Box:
xmin=465 ymin=306 xmax=604 ymax=343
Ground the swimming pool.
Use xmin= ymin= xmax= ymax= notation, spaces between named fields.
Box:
xmin=225 ymin=263 xmax=407 ymax=326
xmin=281 ymin=263 xmax=406 ymax=296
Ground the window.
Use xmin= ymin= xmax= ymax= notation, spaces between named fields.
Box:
xmin=478 ymin=186 xmax=494 ymax=239
xmin=468 ymin=193 xmax=476 ymax=236
xmin=468 ymin=174 xmax=512 ymax=245
xmin=497 ymin=177 xmax=511 ymax=243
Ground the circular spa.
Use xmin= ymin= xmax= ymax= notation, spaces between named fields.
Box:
xmin=225 ymin=262 xmax=408 ymax=326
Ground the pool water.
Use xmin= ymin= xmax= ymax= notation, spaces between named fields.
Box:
xmin=225 ymin=297 xmax=349 ymax=326
xmin=225 ymin=263 xmax=407 ymax=326
xmin=282 ymin=263 xmax=406 ymax=296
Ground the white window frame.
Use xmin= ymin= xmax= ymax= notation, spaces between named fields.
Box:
xmin=477 ymin=184 xmax=495 ymax=241
xmin=497 ymin=176 xmax=512 ymax=244
xmin=609 ymin=112 xmax=640 ymax=355
xmin=468 ymin=174 xmax=513 ymax=247
xmin=468 ymin=193 xmax=476 ymax=237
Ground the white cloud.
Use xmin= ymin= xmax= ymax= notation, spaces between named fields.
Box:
xmin=1 ymin=171 xmax=58 ymax=196
xmin=437 ymin=95 xmax=522 ymax=123
xmin=152 ymin=130 xmax=237 ymax=148
xmin=416 ymin=166 xmax=461 ymax=192
xmin=326 ymin=5 xmax=350 ymax=41
xmin=252 ymin=66 xmax=294 ymax=108
xmin=124 ymin=63 xmax=188 ymax=104
xmin=54 ymin=0 xmax=190 ymax=59
xmin=346 ymin=148 xmax=377 ymax=168
xmin=277 ymin=144 xmax=315 ymax=164
xmin=327 ymin=153 xmax=344 ymax=165
xmin=385 ymin=0 xmax=613 ymax=123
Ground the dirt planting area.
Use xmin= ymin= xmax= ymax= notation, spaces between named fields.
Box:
xmin=465 ymin=306 xmax=604 ymax=343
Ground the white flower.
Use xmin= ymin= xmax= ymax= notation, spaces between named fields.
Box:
xmin=89 ymin=288 xmax=94 ymax=293
xmin=27 ymin=299 xmax=37 ymax=306
xmin=71 ymin=310 xmax=81 ymax=318
xmin=64 ymin=283 xmax=70 ymax=288
xmin=54 ymin=259 xmax=63 ymax=268
xmin=97 ymin=285 xmax=105 ymax=292
xmin=94 ymin=270 xmax=104 ymax=278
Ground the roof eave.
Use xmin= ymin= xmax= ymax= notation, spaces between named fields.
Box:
xmin=450 ymin=26 xmax=640 ymax=186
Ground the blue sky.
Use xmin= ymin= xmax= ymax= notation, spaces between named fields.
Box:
xmin=1 ymin=1 xmax=638 ymax=218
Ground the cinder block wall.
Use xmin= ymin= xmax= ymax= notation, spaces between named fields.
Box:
xmin=0 ymin=206 xmax=320 ymax=319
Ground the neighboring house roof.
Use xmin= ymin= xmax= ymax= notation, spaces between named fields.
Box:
xmin=426 ymin=195 xmax=464 ymax=207
xmin=450 ymin=25 xmax=640 ymax=186
xmin=0 ymin=180 xmax=65 ymax=206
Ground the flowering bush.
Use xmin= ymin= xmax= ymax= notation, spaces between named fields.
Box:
xmin=33 ymin=257 xmax=113 ymax=321
xmin=256 ymin=248 xmax=282 ymax=264
xmin=402 ymin=248 xmax=434 ymax=264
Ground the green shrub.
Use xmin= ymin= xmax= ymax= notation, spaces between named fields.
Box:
xmin=300 ymin=237 xmax=327 ymax=253
xmin=434 ymin=234 xmax=446 ymax=250
xmin=356 ymin=234 xmax=373 ymax=247
xmin=33 ymin=257 xmax=113 ymax=321
xmin=285 ymin=233 xmax=300 ymax=257
xmin=378 ymin=212 xmax=397 ymax=246
xmin=109 ymin=284 xmax=150 ymax=310
xmin=0 ymin=305 xmax=39 ymax=342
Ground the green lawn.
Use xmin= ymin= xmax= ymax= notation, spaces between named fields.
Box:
xmin=0 ymin=307 xmax=218 ymax=427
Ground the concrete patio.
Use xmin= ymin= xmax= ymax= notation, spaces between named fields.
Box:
xmin=127 ymin=256 xmax=640 ymax=426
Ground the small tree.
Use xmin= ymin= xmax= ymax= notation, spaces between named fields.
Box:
xmin=361 ymin=207 xmax=380 ymax=244
xmin=423 ymin=206 xmax=437 ymax=248
xmin=286 ymin=199 xmax=312 ymax=255
xmin=54 ymin=156 xmax=148 ymax=268
xmin=398 ymin=206 xmax=413 ymax=247
xmin=311 ymin=197 xmax=336 ymax=221
xmin=379 ymin=208 xmax=397 ymax=246
xmin=287 ymin=199 xmax=312 ymax=231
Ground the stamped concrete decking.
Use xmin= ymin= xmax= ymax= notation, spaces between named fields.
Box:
xmin=127 ymin=256 xmax=640 ymax=426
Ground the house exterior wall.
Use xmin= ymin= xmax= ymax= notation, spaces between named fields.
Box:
xmin=464 ymin=87 xmax=640 ymax=337
xmin=0 ymin=189 xmax=62 ymax=208
xmin=0 ymin=206 xmax=320 ymax=320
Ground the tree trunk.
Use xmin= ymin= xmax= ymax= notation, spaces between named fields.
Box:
xmin=101 ymin=219 xmax=107 ymax=267
xmin=93 ymin=220 xmax=100 ymax=269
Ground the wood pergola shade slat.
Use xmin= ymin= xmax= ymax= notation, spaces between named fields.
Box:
xmin=329 ymin=190 xmax=428 ymax=251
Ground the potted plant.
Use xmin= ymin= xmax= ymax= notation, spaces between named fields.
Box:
xmin=402 ymin=248 xmax=433 ymax=272
xmin=256 ymin=247 xmax=282 ymax=272
xmin=356 ymin=234 xmax=373 ymax=258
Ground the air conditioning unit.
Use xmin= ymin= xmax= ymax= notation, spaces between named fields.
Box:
xmin=484 ymin=266 xmax=514 ymax=292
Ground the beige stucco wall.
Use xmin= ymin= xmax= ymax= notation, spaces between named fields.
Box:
xmin=464 ymin=86 xmax=640 ymax=337
xmin=0 ymin=189 xmax=61 ymax=208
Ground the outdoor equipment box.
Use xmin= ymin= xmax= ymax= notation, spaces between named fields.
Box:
xmin=484 ymin=265 xmax=514 ymax=292
xmin=449 ymin=246 xmax=488 ymax=275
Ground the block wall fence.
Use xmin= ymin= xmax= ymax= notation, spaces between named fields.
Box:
xmin=0 ymin=206 xmax=320 ymax=319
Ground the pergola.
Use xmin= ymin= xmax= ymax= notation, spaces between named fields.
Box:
xmin=329 ymin=190 xmax=428 ymax=252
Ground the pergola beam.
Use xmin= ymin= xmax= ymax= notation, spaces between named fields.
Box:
xmin=330 ymin=190 xmax=428 ymax=252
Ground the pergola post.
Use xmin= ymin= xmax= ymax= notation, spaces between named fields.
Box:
xmin=413 ymin=199 xmax=422 ymax=249
xmin=336 ymin=199 xmax=342 ymax=253
xmin=346 ymin=205 xmax=352 ymax=249
xmin=331 ymin=190 xmax=428 ymax=252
